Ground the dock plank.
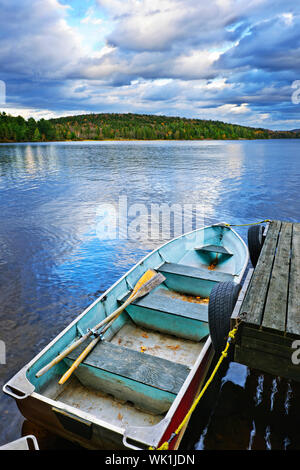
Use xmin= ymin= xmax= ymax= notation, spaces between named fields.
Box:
xmin=241 ymin=220 xmax=281 ymax=327
xmin=287 ymin=223 xmax=300 ymax=336
xmin=262 ymin=222 xmax=293 ymax=332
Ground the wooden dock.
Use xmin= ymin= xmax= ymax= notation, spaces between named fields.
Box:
xmin=231 ymin=220 xmax=300 ymax=381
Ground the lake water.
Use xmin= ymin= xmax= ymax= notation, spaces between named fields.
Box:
xmin=0 ymin=139 xmax=299 ymax=449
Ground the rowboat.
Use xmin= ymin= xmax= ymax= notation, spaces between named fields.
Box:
xmin=3 ymin=223 xmax=248 ymax=450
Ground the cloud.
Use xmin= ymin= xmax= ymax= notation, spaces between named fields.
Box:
xmin=218 ymin=12 xmax=300 ymax=73
xmin=94 ymin=0 xmax=246 ymax=64
xmin=0 ymin=0 xmax=83 ymax=81
xmin=80 ymin=7 xmax=103 ymax=25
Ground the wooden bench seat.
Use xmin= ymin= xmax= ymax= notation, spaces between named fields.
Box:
xmin=118 ymin=288 xmax=210 ymax=341
xmin=157 ymin=262 xmax=234 ymax=298
xmin=158 ymin=262 xmax=233 ymax=283
xmin=65 ymin=340 xmax=190 ymax=414
xmin=120 ymin=288 xmax=208 ymax=322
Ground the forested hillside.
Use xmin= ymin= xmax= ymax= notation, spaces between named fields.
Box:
xmin=1 ymin=112 xmax=299 ymax=142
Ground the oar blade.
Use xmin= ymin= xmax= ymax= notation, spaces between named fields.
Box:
xmin=134 ymin=272 xmax=166 ymax=299
xmin=128 ymin=269 xmax=157 ymax=299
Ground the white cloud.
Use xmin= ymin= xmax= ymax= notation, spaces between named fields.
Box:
xmin=0 ymin=0 xmax=84 ymax=79
xmin=171 ymin=50 xmax=221 ymax=79
xmin=100 ymin=0 xmax=239 ymax=52
xmin=81 ymin=7 xmax=103 ymax=25
xmin=218 ymin=103 xmax=250 ymax=114
xmin=259 ymin=113 xmax=270 ymax=120
xmin=0 ymin=104 xmax=86 ymax=120
xmin=281 ymin=12 xmax=293 ymax=25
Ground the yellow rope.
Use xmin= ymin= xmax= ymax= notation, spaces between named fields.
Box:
xmin=224 ymin=219 xmax=271 ymax=227
xmin=149 ymin=219 xmax=270 ymax=450
xmin=149 ymin=322 xmax=240 ymax=450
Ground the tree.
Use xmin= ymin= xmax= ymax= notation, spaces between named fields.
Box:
xmin=38 ymin=118 xmax=56 ymax=141
xmin=33 ymin=127 xmax=41 ymax=141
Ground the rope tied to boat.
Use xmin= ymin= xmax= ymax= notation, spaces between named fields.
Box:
xmin=224 ymin=219 xmax=271 ymax=227
xmin=149 ymin=319 xmax=241 ymax=451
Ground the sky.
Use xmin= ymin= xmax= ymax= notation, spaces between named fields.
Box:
xmin=0 ymin=0 xmax=300 ymax=130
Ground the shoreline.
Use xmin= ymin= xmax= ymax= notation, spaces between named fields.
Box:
xmin=1 ymin=136 xmax=300 ymax=144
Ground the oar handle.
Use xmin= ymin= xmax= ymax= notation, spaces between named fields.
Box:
xmin=91 ymin=294 xmax=136 ymax=332
xmin=35 ymin=333 xmax=91 ymax=378
xmin=58 ymin=317 xmax=117 ymax=385
xmin=58 ymin=336 xmax=101 ymax=385
xmin=35 ymin=303 xmax=129 ymax=378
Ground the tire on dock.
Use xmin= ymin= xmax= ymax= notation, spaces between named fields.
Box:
xmin=208 ymin=281 xmax=241 ymax=357
xmin=247 ymin=224 xmax=265 ymax=267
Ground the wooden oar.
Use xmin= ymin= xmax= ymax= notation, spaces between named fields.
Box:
xmin=35 ymin=269 xmax=165 ymax=378
xmin=58 ymin=317 xmax=114 ymax=385
xmin=58 ymin=270 xmax=165 ymax=385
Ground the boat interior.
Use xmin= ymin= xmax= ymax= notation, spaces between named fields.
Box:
xmin=26 ymin=225 xmax=247 ymax=431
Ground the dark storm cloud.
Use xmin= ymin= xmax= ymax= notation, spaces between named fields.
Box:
xmin=217 ymin=14 xmax=300 ymax=74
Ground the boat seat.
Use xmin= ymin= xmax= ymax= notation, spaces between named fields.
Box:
xmin=194 ymin=244 xmax=233 ymax=257
xmin=119 ymin=288 xmax=208 ymax=322
xmin=157 ymin=262 xmax=234 ymax=298
xmin=65 ymin=340 xmax=190 ymax=414
xmin=158 ymin=262 xmax=233 ymax=283
xmin=118 ymin=288 xmax=210 ymax=341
